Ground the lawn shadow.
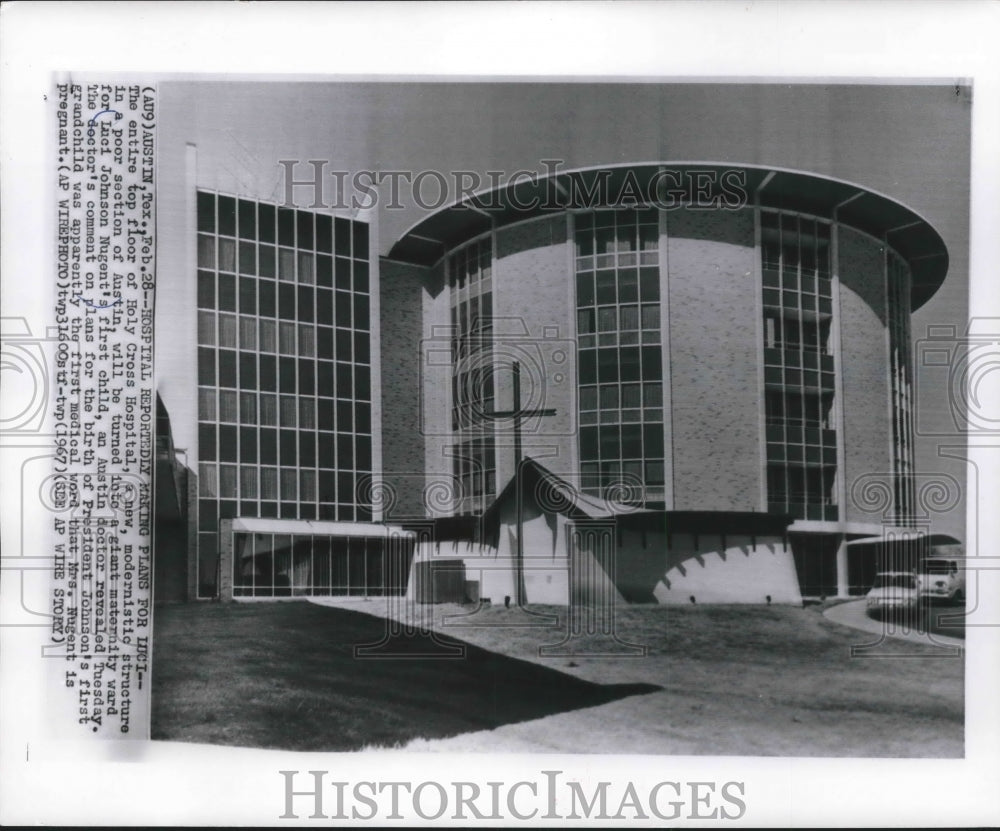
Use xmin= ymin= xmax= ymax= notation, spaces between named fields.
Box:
xmin=152 ymin=602 xmax=660 ymax=752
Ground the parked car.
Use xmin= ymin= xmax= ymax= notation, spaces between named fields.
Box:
xmin=918 ymin=557 xmax=966 ymax=604
xmin=866 ymin=571 xmax=920 ymax=618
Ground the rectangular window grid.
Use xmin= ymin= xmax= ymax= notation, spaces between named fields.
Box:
xmin=761 ymin=211 xmax=838 ymax=521
xmin=887 ymin=251 xmax=915 ymax=522
xmin=575 ymin=208 xmax=665 ymax=505
xmin=196 ymin=190 xmax=373 ymax=597
xmin=449 ymin=237 xmax=497 ymax=515
xmin=231 ymin=532 xmax=414 ymax=598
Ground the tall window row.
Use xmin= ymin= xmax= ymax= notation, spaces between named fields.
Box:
xmin=449 ymin=237 xmax=497 ymax=515
xmin=575 ymin=209 xmax=666 ymax=505
xmin=231 ymin=532 xmax=413 ymax=598
xmin=761 ymin=211 xmax=839 ymax=521
xmin=196 ymin=190 xmax=373 ymax=598
xmin=887 ymin=250 xmax=915 ymax=522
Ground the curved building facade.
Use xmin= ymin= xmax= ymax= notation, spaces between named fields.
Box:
xmin=380 ymin=163 xmax=948 ymax=599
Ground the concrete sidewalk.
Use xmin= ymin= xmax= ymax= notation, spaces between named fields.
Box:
xmin=823 ymin=599 xmax=965 ymax=651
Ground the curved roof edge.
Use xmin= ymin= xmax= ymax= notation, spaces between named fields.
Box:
xmin=386 ymin=161 xmax=949 ymax=310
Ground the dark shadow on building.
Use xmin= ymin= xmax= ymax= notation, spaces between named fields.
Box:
xmin=155 ymin=395 xmax=191 ymax=604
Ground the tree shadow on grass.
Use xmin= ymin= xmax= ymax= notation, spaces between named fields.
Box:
xmin=152 ymin=602 xmax=660 ymax=752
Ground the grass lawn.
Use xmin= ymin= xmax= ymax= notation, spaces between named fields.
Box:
xmin=150 ymin=601 xmax=657 ymax=751
xmin=152 ymin=599 xmax=963 ymax=756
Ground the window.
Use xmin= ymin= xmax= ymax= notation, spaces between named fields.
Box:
xmin=299 ymin=324 xmax=315 ymax=358
xmin=239 ymin=316 xmax=257 ymax=350
xmin=218 ymin=238 xmax=236 ymax=273
xmin=219 ymin=464 xmax=238 ymax=497
xmin=240 ymin=466 xmax=258 ymax=499
xmin=280 ymin=469 xmax=298 ymax=502
xmin=761 ymin=211 xmax=837 ymax=521
xmin=198 ymin=312 xmax=216 ymax=345
xmin=261 ymin=468 xmax=278 ymax=500
xmin=199 ymin=463 xmax=218 ymax=497
xmin=219 ymin=390 xmax=238 ymax=423
xmin=448 ymin=237 xmax=497 ymax=514
xmin=218 ymin=314 xmax=237 ymax=348
xmin=574 ymin=208 xmax=664 ymax=503
xmin=196 ymin=189 xmax=375 ymax=597
xmin=888 ymin=250 xmax=914 ymax=521
xmin=279 ymin=321 xmax=296 ymax=355
xmin=239 ymin=392 xmax=257 ymax=424
xmin=198 ymin=388 xmax=216 ymax=421
xmin=197 ymin=235 xmax=216 ymax=269
xmin=218 ymin=274 xmax=236 ymax=311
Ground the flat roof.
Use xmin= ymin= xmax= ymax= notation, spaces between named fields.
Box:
xmin=228 ymin=518 xmax=416 ymax=538
xmin=616 ymin=510 xmax=793 ymax=537
xmin=847 ymin=531 xmax=962 ymax=546
xmin=387 ymin=162 xmax=948 ymax=310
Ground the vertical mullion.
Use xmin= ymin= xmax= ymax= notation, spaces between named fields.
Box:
xmin=779 ymin=215 xmax=789 ymax=514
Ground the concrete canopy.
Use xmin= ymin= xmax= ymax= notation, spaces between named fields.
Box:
xmin=387 ymin=162 xmax=948 ymax=310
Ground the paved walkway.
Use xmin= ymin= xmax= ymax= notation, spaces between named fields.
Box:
xmin=823 ymin=599 xmax=965 ymax=651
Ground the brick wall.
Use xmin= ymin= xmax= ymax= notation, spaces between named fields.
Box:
xmin=420 ymin=262 xmax=457 ymax=515
xmin=379 ymin=257 xmax=432 ymax=519
xmin=837 ymin=227 xmax=892 ymax=526
xmin=493 ymin=216 xmax=578 ymax=492
xmin=666 ymin=208 xmax=761 ymax=511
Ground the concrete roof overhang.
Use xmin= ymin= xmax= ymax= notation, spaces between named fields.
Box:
xmin=387 ymin=162 xmax=949 ymax=310
xmin=846 ymin=532 xmax=963 ymax=546
xmin=229 ymin=517 xmax=416 ymax=538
